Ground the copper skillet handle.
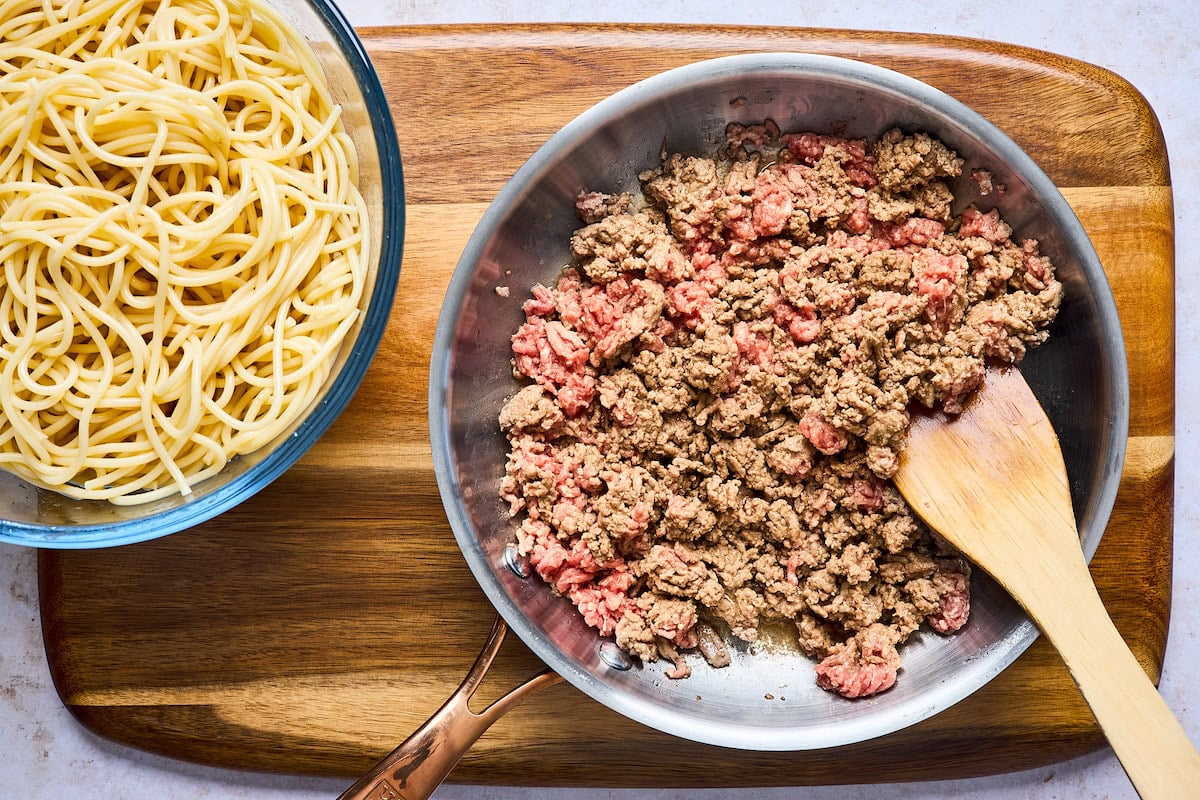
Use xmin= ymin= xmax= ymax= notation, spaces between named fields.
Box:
xmin=337 ymin=616 xmax=562 ymax=800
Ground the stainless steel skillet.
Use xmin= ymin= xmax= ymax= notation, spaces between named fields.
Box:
xmin=343 ymin=53 xmax=1127 ymax=799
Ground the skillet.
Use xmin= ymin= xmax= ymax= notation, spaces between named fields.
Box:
xmin=343 ymin=53 xmax=1128 ymax=799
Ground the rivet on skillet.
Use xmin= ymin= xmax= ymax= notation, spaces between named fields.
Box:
xmin=598 ymin=641 xmax=633 ymax=671
xmin=502 ymin=543 xmax=530 ymax=578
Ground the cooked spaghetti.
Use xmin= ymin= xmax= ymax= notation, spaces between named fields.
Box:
xmin=0 ymin=0 xmax=367 ymax=504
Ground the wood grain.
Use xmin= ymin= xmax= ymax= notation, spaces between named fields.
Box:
xmin=37 ymin=24 xmax=1174 ymax=787
xmin=895 ymin=370 xmax=1199 ymax=800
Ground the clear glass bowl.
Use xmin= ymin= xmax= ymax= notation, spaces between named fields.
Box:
xmin=0 ymin=0 xmax=404 ymax=548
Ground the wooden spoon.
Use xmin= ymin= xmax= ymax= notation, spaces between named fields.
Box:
xmin=893 ymin=367 xmax=1200 ymax=799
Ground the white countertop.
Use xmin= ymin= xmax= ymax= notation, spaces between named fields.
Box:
xmin=2 ymin=1 xmax=1196 ymax=798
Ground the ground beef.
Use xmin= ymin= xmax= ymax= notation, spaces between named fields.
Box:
xmin=970 ymin=168 xmax=995 ymax=196
xmin=499 ymin=124 xmax=1061 ymax=698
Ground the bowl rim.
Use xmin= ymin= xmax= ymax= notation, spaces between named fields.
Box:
xmin=429 ymin=52 xmax=1129 ymax=750
xmin=0 ymin=0 xmax=405 ymax=549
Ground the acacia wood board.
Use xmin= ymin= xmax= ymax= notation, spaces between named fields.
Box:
xmin=37 ymin=24 xmax=1174 ymax=787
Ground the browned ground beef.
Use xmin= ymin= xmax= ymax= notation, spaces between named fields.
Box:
xmin=499 ymin=124 xmax=1061 ymax=697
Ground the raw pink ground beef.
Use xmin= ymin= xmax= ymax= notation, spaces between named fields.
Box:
xmin=500 ymin=124 xmax=1061 ymax=698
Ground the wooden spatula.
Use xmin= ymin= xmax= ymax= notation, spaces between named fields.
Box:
xmin=893 ymin=367 xmax=1200 ymax=800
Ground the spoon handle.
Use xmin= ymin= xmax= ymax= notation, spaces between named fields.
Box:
xmin=1005 ymin=538 xmax=1200 ymax=800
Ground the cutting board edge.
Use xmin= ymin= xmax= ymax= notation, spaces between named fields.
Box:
xmin=356 ymin=21 xmax=1172 ymax=189
xmin=50 ymin=700 xmax=1110 ymax=785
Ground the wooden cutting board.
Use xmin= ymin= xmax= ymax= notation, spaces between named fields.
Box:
xmin=37 ymin=24 xmax=1174 ymax=787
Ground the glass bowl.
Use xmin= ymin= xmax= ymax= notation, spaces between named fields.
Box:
xmin=0 ymin=0 xmax=404 ymax=548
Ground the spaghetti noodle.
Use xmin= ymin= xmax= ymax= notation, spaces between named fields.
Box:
xmin=0 ymin=0 xmax=368 ymax=503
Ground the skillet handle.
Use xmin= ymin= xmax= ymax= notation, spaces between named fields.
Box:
xmin=336 ymin=615 xmax=562 ymax=800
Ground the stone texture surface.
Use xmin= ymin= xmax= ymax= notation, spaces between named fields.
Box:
xmin=1 ymin=2 xmax=1195 ymax=799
